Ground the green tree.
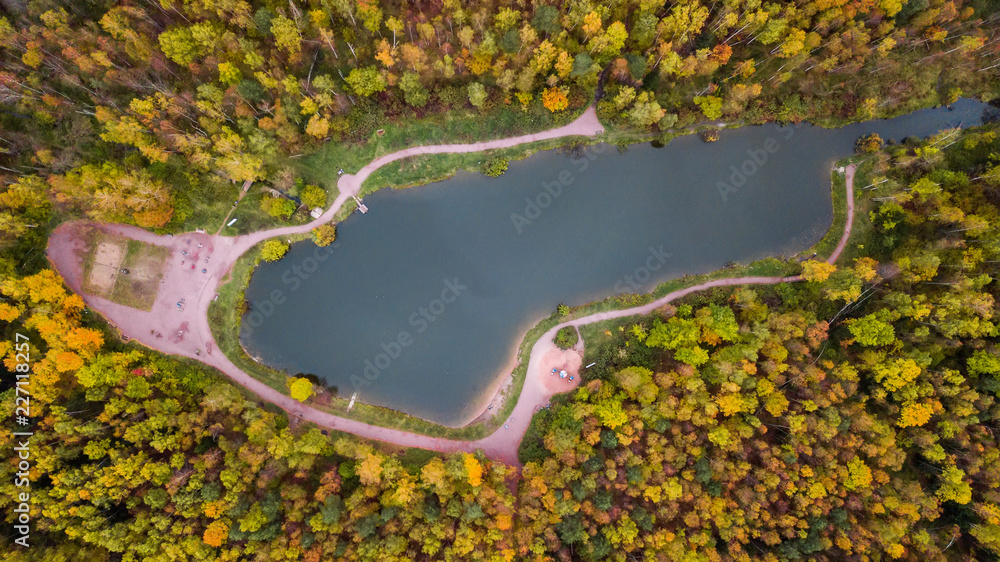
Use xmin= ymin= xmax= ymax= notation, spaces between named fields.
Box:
xmin=646 ymin=317 xmax=700 ymax=350
xmin=627 ymin=92 xmax=666 ymax=128
xmin=494 ymin=8 xmax=520 ymax=32
xmin=269 ymin=16 xmax=301 ymax=55
xmin=532 ymin=6 xmax=561 ymax=35
xmin=847 ymin=313 xmax=896 ymax=346
xmin=571 ymin=53 xmax=595 ymax=77
xmin=481 ymin=157 xmax=508 ymax=177
xmin=467 ymin=82 xmax=487 ymax=108
xmin=554 ymin=326 xmax=579 ymax=349
xmin=346 ymin=66 xmax=387 ymax=97
xmin=588 ymin=21 xmax=628 ymax=60
xmin=399 ymin=72 xmax=429 ymax=108
xmin=261 ymin=197 xmax=296 ymax=218
xmin=968 ymin=350 xmax=1000 ymax=376
xmin=300 ymin=185 xmax=327 ymax=209
xmin=674 ymin=345 xmax=709 ymax=366
xmin=158 ymin=27 xmax=199 ymax=65
xmin=693 ymin=95 xmax=723 ymax=120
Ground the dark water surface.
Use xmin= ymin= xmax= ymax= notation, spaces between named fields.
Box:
xmin=242 ymin=99 xmax=989 ymax=425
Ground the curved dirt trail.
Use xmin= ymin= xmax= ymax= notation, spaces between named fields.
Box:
xmin=47 ymin=109 xmax=855 ymax=467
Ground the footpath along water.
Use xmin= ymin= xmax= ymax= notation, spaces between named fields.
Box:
xmin=242 ymin=99 xmax=992 ymax=426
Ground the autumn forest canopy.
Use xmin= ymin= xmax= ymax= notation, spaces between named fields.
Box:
xmin=1 ymin=0 xmax=1000 ymax=560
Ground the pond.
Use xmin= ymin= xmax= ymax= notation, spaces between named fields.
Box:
xmin=241 ymin=99 xmax=991 ymax=426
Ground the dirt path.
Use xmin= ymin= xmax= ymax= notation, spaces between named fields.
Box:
xmin=831 ymin=165 xmax=856 ymax=264
xmin=46 ymin=111 xmax=856 ymax=467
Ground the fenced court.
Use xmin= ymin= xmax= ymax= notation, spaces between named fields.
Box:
xmin=83 ymin=232 xmax=169 ymax=311
xmin=89 ymin=241 xmax=125 ymax=293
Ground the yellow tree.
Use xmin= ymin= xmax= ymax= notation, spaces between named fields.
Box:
xmin=1 ymin=270 xmax=101 ymax=403
xmin=582 ymin=11 xmax=602 ymax=40
xmin=312 ymin=224 xmax=337 ymax=246
xmin=464 ymin=454 xmax=483 ymax=487
xmin=541 ymin=87 xmax=568 ymax=112
xmin=801 ymin=260 xmax=836 ymax=282
xmin=202 ymin=520 xmax=229 ymax=547
xmin=260 ymin=240 xmax=290 ymax=262
xmin=357 ymin=452 xmax=384 ymax=486
xmin=289 ymin=377 xmax=314 ymax=401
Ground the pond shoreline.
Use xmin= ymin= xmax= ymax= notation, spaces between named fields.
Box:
xmin=242 ymin=100 xmax=986 ymax=425
xmin=47 ymin=98 xmax=988 ymax=463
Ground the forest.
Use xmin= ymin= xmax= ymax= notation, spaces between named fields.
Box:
xmin=0 ymin=0 xmax=999 ymax=559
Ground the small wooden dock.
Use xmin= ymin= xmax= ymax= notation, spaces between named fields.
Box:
xmin=352 ymin=195 xmax=368 ymax=214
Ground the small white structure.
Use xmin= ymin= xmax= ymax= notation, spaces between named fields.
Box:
xmin=226 ymin=218 xmax=237 ymax=227
xmin=559 ymin=370 xmax=567 ymax=379
xmin=310 ymin=207 xmax=323 ymax=219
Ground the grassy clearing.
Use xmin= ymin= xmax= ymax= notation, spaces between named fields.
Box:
xmin=831 ymin=157 xmax=881 ymax=265
xmin=578 ymin=317 xmax=636 ymax=358
xmin=167 ymin=171 xmax=310 ymax=238
xmin=357 ymin=135 xmax=602 ymax=195
xmin=359 ymin=152 xmax=479 ymax=194
xmin=804 ymin=153 xmax=878 ymax=261
xmin=216 ymin=190 xmax=313 ymax=237
xmin=170 ymin=174 xmax=242 ymax=234
xmin=297 ymin=105 xmax=583 ymax=190
xmin=396 ymin=447 xmax=442 ymax=471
